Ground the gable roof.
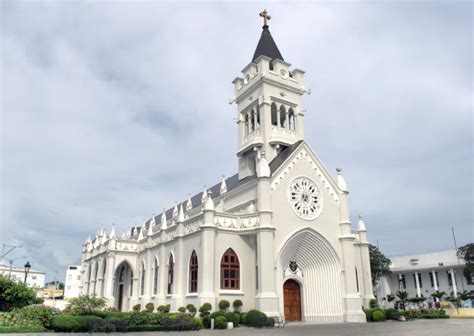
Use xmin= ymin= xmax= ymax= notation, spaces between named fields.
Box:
xmin=140 ymin=141 xmax=303 ymax=230
xmin=252 ymin=25 xmax=284 ymax=63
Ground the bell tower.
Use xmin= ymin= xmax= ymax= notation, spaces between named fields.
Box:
xmin=232 ymin=10 xmax=308 ymax=180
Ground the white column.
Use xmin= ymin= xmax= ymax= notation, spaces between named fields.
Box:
xmin=414 ymin=272 xmax=421 ymax=297
xmin=432 ymin=270 xmax=438 ymax=291
xmin=450 ymin=268 xmax=458 ymax=296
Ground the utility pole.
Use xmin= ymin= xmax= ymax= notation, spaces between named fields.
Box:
xmin=1 ymin=244 xmax=22 ymax=261
xmin=53 ymin=271 xmax=58 ymax=308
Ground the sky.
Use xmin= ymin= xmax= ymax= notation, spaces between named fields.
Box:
xmin=1 ymin=1 xmax=472 ymax=282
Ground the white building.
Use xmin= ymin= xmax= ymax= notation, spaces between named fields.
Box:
xmin=377 ymin=250 xmax=473 ymax=306
xmin=64 ymin=265 xmax=82 ymax=299
xmin=0 ymin=262 xmax=45 ymax=289
xmin=79 ymin=13 xmax=374 ymax=323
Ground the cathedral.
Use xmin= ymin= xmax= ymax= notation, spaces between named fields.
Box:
xmin=79 ymin=11 xmax=374 ymax=323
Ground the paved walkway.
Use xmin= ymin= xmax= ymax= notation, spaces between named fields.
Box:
xmin=25 ymin=318 xmax=473 ymax=336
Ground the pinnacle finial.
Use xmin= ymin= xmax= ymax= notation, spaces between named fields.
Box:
xmin=336 ymin=167 xmax=342 ymax=174
xmin=259 ymin=9 xmax=271 ymax=27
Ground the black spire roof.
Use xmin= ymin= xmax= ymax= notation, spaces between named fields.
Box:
xmin=252 ymin=25 xmax=284 ymax=63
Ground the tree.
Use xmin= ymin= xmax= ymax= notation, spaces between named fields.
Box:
xmin=457 ymin=290 xmax=470 ymax=301
xmin=396 ymin=290 xmax=408 ymax=310
xmin=0 ymin=275 xmax=40 ymax=311
xmin=369 ymin=244 xmax=392 ymax=287
xmin=62 ymin=295 xmax=106 ymax=315
xmin=457 ymin=243 xmax=474 ymax=285
xmin=431 ymin=290 xmax=446 ymax=303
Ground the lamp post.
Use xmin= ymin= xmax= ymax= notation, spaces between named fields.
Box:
xmin=24 ymin=261 xmax=31 ymax=284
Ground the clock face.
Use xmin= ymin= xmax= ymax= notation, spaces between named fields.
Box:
xmin=288 ymin=177 xmax=322 ymax=220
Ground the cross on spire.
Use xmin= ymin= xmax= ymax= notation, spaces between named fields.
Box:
xmin=259 ymin=9 xmax=271 ymax=27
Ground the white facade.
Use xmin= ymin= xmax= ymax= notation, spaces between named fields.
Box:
xmin=377 ymin=250 xmax=473 ymax=306
xmin=0 ymin=263 xmax=45 ymax=289
xmin=79 ymin=19 xmax=373 ymax=323
xmin=64 ymin=265 xmax=82 ymax=299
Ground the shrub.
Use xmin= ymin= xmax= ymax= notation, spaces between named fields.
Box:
xmin=186 ymin=304 xmax=197 ymax=316
xmin=241 ymin=312 xmax=248 ymax=325
xmin=107 ymin=317 xmax=128 ymax=332
xmin=157 ymin=304 xmax=170 ymax=313
xmin=199 ymin=303 xmax=212 ymax=318
xmin=210 ymin=311 xmax=224 ymax=320
xmin=246 ymin=310 xmax=267 ymax=327
xmin=214 ymin=315 xmax=227 ymax=329
xmin=128 ymin=311 xmax=156 ymax=326
xmin=145 ymin=302 xmax=154 ymax=313
xmin=202 ymin=316 xmax=211 ymax=328
xmin=178 ymin=306 xmax=186 ymax=313
xmin=373 ymin=310 xmax=385 ymax=322
xmin=0 ymin=276 xmax=39 ymax=312
xmin=0 ymin=325 xmax=45 ymax=333
xmin=233 ymin=299 xmax=243 ymax=310
xmin=364 ymin=308 xmax=374 ymax=322
xmin=194 ymin=317 xmax=203 ymax=329
xmin=63 ymin=295 xmax=107 ymax=316
xmin=225 ymin=312 xmax=240 ymax=327
xmin=219 ymin=300 xmax=230 ymax=312
xmin=14 ymin=306 xmax=54 ymax=328
xmin=267 ymin=317 xmax=276 ymax=327
xmin=369 ymin=299 xmax=378 ymax=309
xmin=132 ymin=304 xmax=141 ymax=312
xmin=50 ymin=315 xmax=103 ymax=332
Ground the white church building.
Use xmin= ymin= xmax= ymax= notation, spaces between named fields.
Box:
xmin=79 ymin=13 xmax=374 ymax=323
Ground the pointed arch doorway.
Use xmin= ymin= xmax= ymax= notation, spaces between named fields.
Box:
xmin=283 ymin=279 xmax=301 ymax=321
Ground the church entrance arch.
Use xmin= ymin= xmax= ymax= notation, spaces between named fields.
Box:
xmin=278 ymin=228 xmax=344 ymax=323
xmin=283 ymin=279 xmax=301 ymax=321
xmin=114 ymin=261 xmax=133 ymax=311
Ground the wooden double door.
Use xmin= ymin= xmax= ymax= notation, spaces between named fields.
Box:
xmin=283 ymin=279 xmax=302 ymax=321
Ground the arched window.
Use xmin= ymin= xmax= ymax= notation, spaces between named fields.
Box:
xmin=244 ymin=113 xmax=249 ymax=135
xmin=189 ymin=251 xmax=198 ymax=293
xmin=129 ymin=270 xmax=134 ymax=296
xmin=152 ymin=257 xmax=159 ymax=295
xmin=256 ymin=106 xmax=260 ymax=129
xmin=220 ymin=248 xmax=240 ymax=289
xmin=139 ymin=261 xmax=145 ymax=296
xmin=250 ymin=110 xmax=255 ymax=132
xmin=167 ymin=254 xmax=174 ymax=294
xmin=119 ymin=265 xmax=125 ymax=282
xmin=288 ymin=108 xmax=296 ymax=131
xmin=271 ymin=103 xmax=278 ymax=126
xmin=279 ymin=105 xmax=287 ymax=128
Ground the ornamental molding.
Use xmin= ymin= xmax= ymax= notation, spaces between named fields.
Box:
xmin=288 ymin=176 xmax=323 ymax=220
xmin=271 ymin=148 xmax=339 ymax=204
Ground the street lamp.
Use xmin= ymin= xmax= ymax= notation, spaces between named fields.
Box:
xmin=24 ymin=261 xmax=31 ymax=284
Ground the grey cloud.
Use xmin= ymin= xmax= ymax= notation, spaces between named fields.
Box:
xmin=1 ymin=2 xmax=471 ymax=280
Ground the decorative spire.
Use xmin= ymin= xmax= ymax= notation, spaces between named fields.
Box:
xmin=137 ymin=227 xmax=144 ymax=241
xmin=177 ymin=204 xmax=185 ymax=223
xmin=336 ymin=167 xmax=348 ymax=192
xmin=357 ymin=215 xmax=367 ymax=231
xmin=220 ymin=175 xmax=228 ymax=194
xmin=173 ymin=202 xmax=179 ymax=219
xmin=203 ymin=190 xmax=214 ymax=211
xmin=252 ymin=10 xmax=284 ymax=63
xmin=148 ymin=218 xmax=154 ymax=236
xmin=101 ymin=229 xmax=108 ymax=244
xmin=186 ymin=194 xmax=193 ymax=212
xmin=201 ymin=186 xmax=208 ymax=204
xmin=161 ymin=209 xmax=167 ymax=230
xmin=109 ymin=223 xmax=116 ymax=239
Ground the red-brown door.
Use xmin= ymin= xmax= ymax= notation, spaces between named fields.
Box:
xmin=284 ymin=279 xmax=302 ymax=321
xmin=118 ymin=284 xmax=124 ymax=311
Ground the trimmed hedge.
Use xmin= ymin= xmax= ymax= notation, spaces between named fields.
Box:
xmin=215 ymin=315 xmax=227 ymax=329
xmin=0 ymin=325 xmax=46 ymax=333
xmin=225 ymin=312 xmax=240 ymax=327
xmin=373 ymin=310 xmax=385 ymax=322
xmin=51 ymin=315 xmax=103 ymax=332
xmin=246 ymin=310 xmax=268 ymax=327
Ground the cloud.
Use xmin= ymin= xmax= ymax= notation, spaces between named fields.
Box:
xmin=1 ymin=2 xmax=472 ymax=280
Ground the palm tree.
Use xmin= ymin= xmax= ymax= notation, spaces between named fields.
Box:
xmin=458 ymin=290 xmax=470 ymax=301
xmin=396 ymin=290 xmax=408 ymax=310
xmin=431 ymin=290 xmax=446 ymax=309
